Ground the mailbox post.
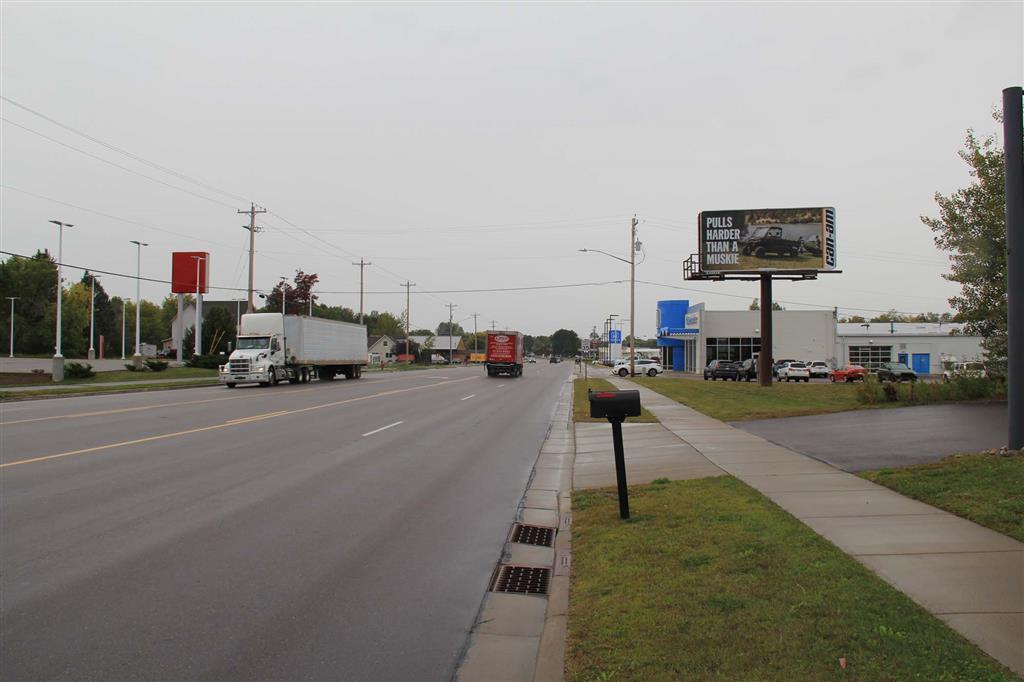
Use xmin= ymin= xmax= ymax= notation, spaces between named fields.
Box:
xmin=588 ymin=388 xmax=641 ymax=519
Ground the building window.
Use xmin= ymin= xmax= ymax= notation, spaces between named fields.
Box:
xmin=706 ymin=337 xmax=761 ymax=363
xmin=849 ymin=345 xmax=892 ymax=370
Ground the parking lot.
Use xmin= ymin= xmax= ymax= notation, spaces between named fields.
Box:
xmin=731 ymin=403 xmax=1009 ymax=471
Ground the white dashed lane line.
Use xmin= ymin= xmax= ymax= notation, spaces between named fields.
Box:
xmin=361 ymin=421 xmax=404 ymax=437
xmin=459 ymin=394 xmax=476 ymax=401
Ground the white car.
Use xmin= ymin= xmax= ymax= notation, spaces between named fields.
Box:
xmin=612 ymin=358 xmax=663 ymax=377
xmin=808 ymin=361 xmax=830 ymax=378
xmin=943 ymin=361 xmax=986 ymax=382
xmin=777 ymin=361 xmax=810 ymax=382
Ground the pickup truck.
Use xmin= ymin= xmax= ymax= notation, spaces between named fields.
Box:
xmin=739 ymin=226 xmax=802 ymax=258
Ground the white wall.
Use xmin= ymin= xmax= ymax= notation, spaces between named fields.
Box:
xmin=700 ymin=310 xmax=836 ymax=368
xmin=835 ymin=334 xmax=983 ymax=374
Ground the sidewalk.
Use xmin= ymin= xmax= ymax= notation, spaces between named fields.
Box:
xmin=607 ymin=376 xmax=1024 ymax=675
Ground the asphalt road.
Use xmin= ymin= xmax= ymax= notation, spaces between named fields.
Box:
xmin=1 ymin=363 xmax=571 ymax=681
xmin=731 ymin=403 xmax=1009 ymax=472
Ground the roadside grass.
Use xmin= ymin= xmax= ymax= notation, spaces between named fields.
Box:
xmin=567 ymin=477 xmax=1018 ymax=681
xmin=364 ymin=363 xmax=443 ymax=372
xmin=0 ymin=379 xmax=218 ymax=401
xmin=573 ymin=378 xmax=657 ymax=423
xmin=633 ymin=376 xmax=865 ymax=421
xmin=59 ymin=367 xmax=218 ymax=384
xmin=860 ymin=450 xmax=1024 ymax=542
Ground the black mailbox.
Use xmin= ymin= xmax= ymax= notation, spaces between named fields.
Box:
xmin=588 ymin=389 xmax=641 ymax=420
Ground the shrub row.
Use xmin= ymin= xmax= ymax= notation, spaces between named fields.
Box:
xmin=855 ymin=375 xmax=1007 ymax=405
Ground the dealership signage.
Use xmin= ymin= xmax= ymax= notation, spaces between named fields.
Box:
xmin=608 ymin=329 xmax=622 ymax=344
xmin=698 ymin=207 xmax=836 ymax=273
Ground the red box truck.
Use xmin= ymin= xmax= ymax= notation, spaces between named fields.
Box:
xmin=486 ymin=331 xmax=524 ymax=377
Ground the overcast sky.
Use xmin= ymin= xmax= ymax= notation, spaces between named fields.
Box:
xmin=2 ymin=1 xmax=1021 ymax=337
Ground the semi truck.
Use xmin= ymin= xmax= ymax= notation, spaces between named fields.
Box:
xmin=485 ymin=331 xmax=524 ymax=377
xmin=219 ymin=313 xmax=367 ymax=388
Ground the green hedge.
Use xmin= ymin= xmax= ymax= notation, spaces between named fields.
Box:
xmin=855 ymin=375 xmax=1006 ymax=405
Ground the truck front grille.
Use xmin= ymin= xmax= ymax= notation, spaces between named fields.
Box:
xmin=229 ymin=358 xmax=250 ymax=373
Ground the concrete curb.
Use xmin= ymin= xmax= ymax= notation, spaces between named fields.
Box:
xmin=456 ymin=377 xmax=575 ymax=682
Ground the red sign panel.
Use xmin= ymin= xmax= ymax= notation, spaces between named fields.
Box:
xmin=171 ymin=252 xmax=210 ymax=294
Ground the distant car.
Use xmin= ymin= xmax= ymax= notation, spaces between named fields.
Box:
xmin=778 ymin=361 xmax=810 ymax=382
xmin=612 ymin=358 xmax=663 ymax=377
xmin=549 ymin=355 xmax=560 ymax=364
xmin=830 ymin=364 xmax=868 ymax=383
xmin=772 ymin=359 xmax=797 ymax=378
xmin=736 ymin=358 xmax=758 ymax=382
xmin=808 ymin=361 xmax=830 ymax=378
xmin=877 ymin=362 xmax=917 ymax=382
xmin=703 ymin=360 xmax=740 ymax=381
xmin=943 ymin=361 xmax=986 ymax=382
xmin=527 ymin=356 xmax=537 ymax=363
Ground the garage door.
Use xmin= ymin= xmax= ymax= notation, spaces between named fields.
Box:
xmin=912 ymin=353 xmax=930 ymax=374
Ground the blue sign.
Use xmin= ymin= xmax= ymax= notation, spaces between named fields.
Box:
xmin=609 ymin=330 xmax=622 ymax=344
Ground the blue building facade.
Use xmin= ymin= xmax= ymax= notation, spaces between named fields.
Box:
xmin=656 ymin=300 xmax=701 ymax=371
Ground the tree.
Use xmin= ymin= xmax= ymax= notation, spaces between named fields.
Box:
xmin=160 ymin=293 xmax=195 ymax=341
xmin=923 ymin=121 xmax=1007 ymax=368
xmin=749 ymin=298 xmax=759 ymax=310
xmin=531 ymin=335 xmax=551 ymax=355
xmin=368 ymin=311 xmax=404 ymax=338
xmin=316 ymin=303 xmax=358 ymax=323
xmin=839 ymin=315 xmax=867 ymax=323
xmin=266 ymin=271 xmax=319 ymax=315
xmin=409 ymin=328 xmax=434 ymax=336
xmin=81 ymin=272 xmax=117 ymax=355
xmin=0 ymin=250 xmax=57 ymax=355
xmin=551 ymin=329 xmax=579 ymax=356
xmin=436 ymin=321 xmax=466 ymax=336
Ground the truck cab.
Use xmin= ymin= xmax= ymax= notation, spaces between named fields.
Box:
xmin=221 ymin=315 xmax=288 ymax=387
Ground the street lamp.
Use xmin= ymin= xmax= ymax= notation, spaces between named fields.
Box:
xmin=121 ymin=298 xmax=128 ymax=360
xmin=191 ymin=255 xmax=206 ymax=355
xmin=581 ymin=216 xmax=640 ymax=376
xmin=130 ymin=240 xmax=148 ymax=366
xmin=49 ymin=220 xmax=74 ymax=381
xmin=6 ymin=296 xmax=19 ymax=358
xmin=87 ymin=274 xmax=100 ymax=360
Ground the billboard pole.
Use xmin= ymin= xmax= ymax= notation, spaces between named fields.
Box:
xmin=1004 ymin=86 xmax=1023 ymax=450
xmin=759 ymin=274 xmax=773 ymax=387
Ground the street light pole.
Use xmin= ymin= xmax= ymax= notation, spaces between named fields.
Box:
xmin=87 ymin=274 xmax=100 ymax=360
xmin=7 ymin=296 xmax=19 ymax=358
xmin=191 ymin=255 xmax=205 ymax=355
xmin=630 ymin=215 xmax=638 ymax=378
xmin=130 ymin=241 xmax=149 ymax=366
xmin=49 ymin=220 xmax=73 ymax=381
xmin=121 ymin=298 xmax=127 ymax=360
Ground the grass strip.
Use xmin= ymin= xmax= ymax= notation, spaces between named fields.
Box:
xmin=860 ymin=450 xmax=1024 ymax=542
xmin=633 ymin=376 xmax=868 ymax=421
xmin=61 ymin=367 xmax=218 ymax=384
xmin=0 ymin=379 xmax=219 ymax=401
xmin=567 ymin=477 xmax=1018 ymax=681
xmin=574 ymin=378 xmax=658 ymax=423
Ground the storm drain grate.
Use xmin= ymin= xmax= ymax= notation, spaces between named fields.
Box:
xmin=510 ymin=523 xmax=555 ymax=547
xmin=491 ymin=566 xmax=551 ymax=595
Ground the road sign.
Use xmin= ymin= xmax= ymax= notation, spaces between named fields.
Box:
xmin=609 ymin=330 xmax=622 ymax=344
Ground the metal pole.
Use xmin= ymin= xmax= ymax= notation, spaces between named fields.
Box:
xmin=630 ymin=215 xmax=637 ymax=378
xmin=610 ymin=418 xmax=630 ymax=519
xmin=56 ymin=224 xmax=64 ymax=358
xmin=130 ymin=240 xmax=147 ymax=363
xmin=88 ymin=275 xmax=96 ymax=360
xmin=1004 ymin=86 xmax=1023 ymax=449
xmin=193 ymin=256 xmax=204 ymax=356
xmin=121 ymin=299 xmax=127 ymax=360
xmin=758 ymin=274 xmax=773 ymax=387
xmin=7 ymin=297 xmax=18 ymax=357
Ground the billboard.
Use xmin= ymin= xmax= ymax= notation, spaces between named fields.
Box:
xmin=698 ymin=207 xmax=836 ymax=273
xmin=171 ymin=252 xmax=210 ymax=294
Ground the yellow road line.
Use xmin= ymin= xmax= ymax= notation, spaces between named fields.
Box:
xmin=1 ymin=376 xmax=477 ymax=469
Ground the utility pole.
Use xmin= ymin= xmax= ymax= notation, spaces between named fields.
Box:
xmin=490 ymin=320 xmax=498 ymax=330
xmin=49 ymin=220 xmax=73 ymax=382
xmin=1004 ymin=86 xmax=1023 ymax=449
xmin=446 ymin=303 xmax=457 ymax=365
xmin=472 ymin=313 xmax=480 ymax=354
xmin=121 ymin=298 xmax=127 ymax=360
xmin=130 ymin=240 xmax=148 ymax=368
xmin=629 ymin=215 xmax=638 ymax=378
xmin=402 ymin=280 xmax=415 ymax=357
xmin=7 ymin=297 xmax=19 ymax=358
xmin=238 ymin=203 xmax=266 ymax=313
xmin=87 ymin=274 xmax=100 ymax=360
xmin=352 ymin=258 xmax=372 ymax=324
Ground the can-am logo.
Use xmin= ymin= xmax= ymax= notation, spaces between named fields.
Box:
xmin=495 ymin=335 xmax=509 ymax=342
xmin=824 ymin=208 xmax=837 ymax=268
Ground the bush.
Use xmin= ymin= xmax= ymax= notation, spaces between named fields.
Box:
xmin=185 ymin=353 xmax=223 ymax=369
xmin=64 ymin=362 xmax=95 ymax=379
xmin=144 ymin=359 xmax=169 ymax=372
xmin=124 ymin=363 xmax=144 ymax=372
xmin=855 ymin=374 xmax=1007 ymax=406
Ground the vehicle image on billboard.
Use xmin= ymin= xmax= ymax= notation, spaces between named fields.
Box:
xmin=698 ymin=207 xmax=836 ymax=273
xmin=877 ymin=362 xmax=917 ymax=382
xmin=612 ymin=358 xmax=663 ymax=377
xmin=703 ymin=360 xmax=739 ymax=381
xmin=830 ymin=364 xmax=868 ymax=383
xmin=777 ymin=361 xmax=810 ymax=382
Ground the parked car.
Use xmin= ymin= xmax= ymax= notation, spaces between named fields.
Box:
xmin=830 ymin=364 xmax=868 ymax=383
xmin=877 ymin=362 xmax=917 ymax=382
xmin=703 ymin=360 xmax=740 ymax=381
xmin=736 ymin=358 xmax=758 ymax=382
xmin=738 ymin=225 xmax=802 ymax=258
xmin=808 ymin=361 xmax=830 ymax=378
xmin=942 ymin=361 xmax=986 ymax=382
xmin=772 ymin=359 xmax=797 ymax=378
xmin=549 ymin=355 xmax=561 ymax=364
xmin=612 ymin=358 xmax=663 ymax=377
xmin=777 ymin=361 xmax=810 ymax=382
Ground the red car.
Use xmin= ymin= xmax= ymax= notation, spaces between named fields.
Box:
xmin=830 ymin=364 xmax=867 ymax=383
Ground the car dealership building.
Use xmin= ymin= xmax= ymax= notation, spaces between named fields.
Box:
xmin=655 ymin=299 xmax=984 ymax=376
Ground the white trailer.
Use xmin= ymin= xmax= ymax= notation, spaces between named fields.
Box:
xmin=219 ymin=313 xmax=367 ymax=387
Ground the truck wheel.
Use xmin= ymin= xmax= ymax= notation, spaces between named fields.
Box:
xmin=226 ymin=383 xmax=236 ymax=388
xmin=289 ymin=376 xmax=301 ymax=385
xmin=353 ymin=366 xmax=362 ymax=379
xmin=270 ymin=367 xmax=279 ymax=386
xmin=754 ymin=247 xmax=766 ymax=258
